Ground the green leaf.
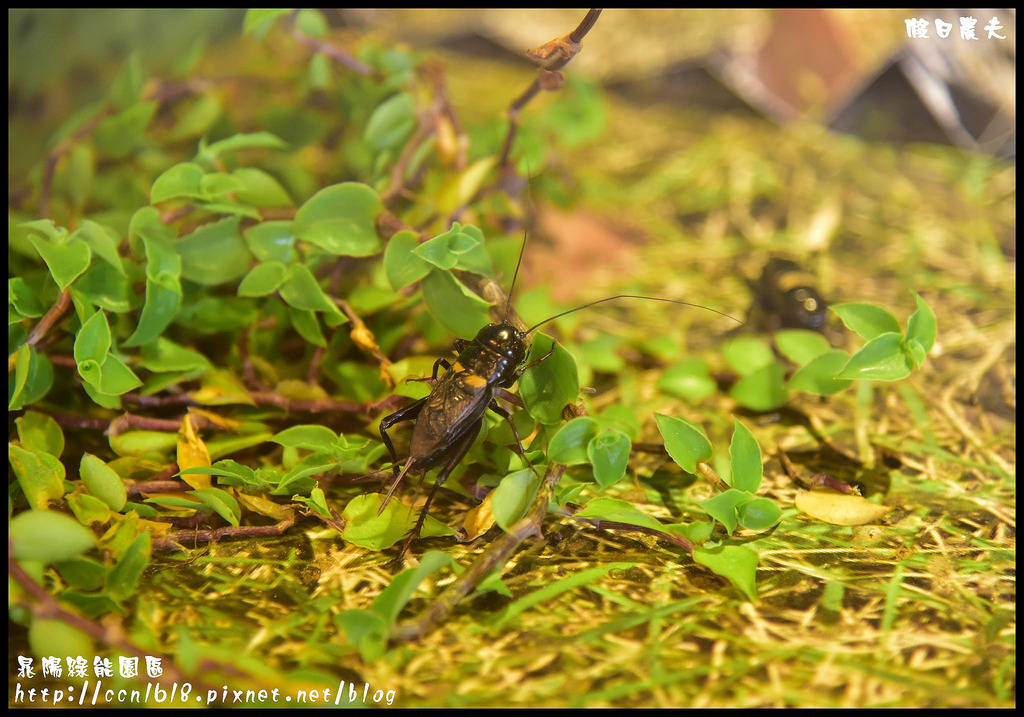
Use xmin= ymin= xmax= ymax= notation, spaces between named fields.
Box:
xmin=123 ymin=278 xmax=181 ymax=347
xmin=16 ymin=411 xmax=64 ymax=459
xmin=575 ymin=497 xmax=665 ymax=533
xmin=59 ymin=143 xmax=95 ymax=210
xmin=66 ymin=495 xmax=111 ymax=528
xmin=9 ymin=277 xmax=44 ymax=318
xmin=837 ymin=332 xmax=913 ymax=381
xmin=438 ymin=158 xmax=499 ymax=217
xmin=168 ymin=94 xmax=223 ymax=141
xmin=8 ymin=345 xmax=32 ymax=410
xmin=537 ymin=76 xmax=606 ymax=147
xmin=197 ymin=132 xmax=288 ymax=164
xmin=244 ymin=220 xmax=296 ymax=264
xmin=238 ymin=262 xmax=288 ymax=297
xmin=336 ymin=609 xmax=389 ymax=663
xmin=273 ymin=425 xmax=339 ymax=451
xmin=25 ymin=232 xmax=91 ymax=292
xmin=72 ymin=262 xmax=134 ymax=314
xmin=177 ymin=216 xmax=252 ymax=286
xmin=19 ymin=218 xmax=68 ymax=243
xmin=93 ymin=102 xmax=157 ymax=158
xmin=151 ymin=162 xmax=205 ymax=202
xmin=181 ymin=460 xmax=256 ymax=485
xmin=123 ymin=229 xmax=182 ymax=347
xmin=577 ymin=334 xmax=625 ymax=374
xmin=364 ymin=92 xmax=417 ymax=151
xmin=71 ymin=221 xmax=125 ymax=275
xmin=587 ymin=428 xmax=631 ymax=489
xmin=74 ymin=310 xmax=112 ymax=365
xmin=421 ymin=269 xmax=492 ymax=339
xmin=341 ymin=494 xmax=454 ymax=551
xmin=106 ymin=532 xmax=150 ymax=599
xmin=109 ymin=53 xmax=145 ymax=110
xmin=80 ymin=453 xmax=128 ymax=511
xmin=373 ymin=551 xmax=455 ymax=627
xmin=136 ymin=338 xmax=211 ymax=373
xmin=243 ymin=9 xmax=293 ymax=40
xmin=729 ymin=362 xmax=788 ymax=411
xmin=491 ymin=469 xmax=542 ymax=531
xmin=190 ymin=488 xmax=241 ymax=526
xmin=831 ymin=302 xmax=901 ymax=341
xmin=787 ymin=349 xmax=854 ymax=395
xmin=109 ymin=430 xmax=178 ymax=457
xmin=54 ymin=557 xmax=107 ymax=592
xmin=413 ymin=224 xmax=493 ymax=275
xmin=293 ymin=486 xmax=331 ymax=517
xmin=28 ymin=619 xmax=94 ymax=662
xmin=547 ymin=417 xmax=599 ymax=464
xmin=10 ymin=511 xmax=96 ymax=563
xmin=519 ymin=335 xmax=579 ymax=426
xmin=692 ymin=544 xmax=759 ymax=600
xmin=703 ymin=489 xmax=752 ymax=535
xmin=293 ymin=182 xmax=383 ymax=257
xmin=737 ymin=497 xmax=782 ymax=530
xmin=8 ymin=346 xmax=54 ymax=410
xmin=93 ymin=354 xmax=143 ymax=395
xmin=278 ymin=263 xmax=343 ymax=315
xmin=231 ymin=167 xmax=294 ymax=207
xmin=295 ymin=8 xmax=328 ymax=38
xmin=384 ymin=230 xmax=431 ymax=290
xmin=260 ymin=106 xmax=330 ymax=150
xmin=199 ymin=172 xmax=245 ymax=199
xmin=655 ymin=414 xmax=712 ymax=474
xmin=74 ymin=313 xmax=141 ymax=395
xmin=9 ymin=443 xmax=66 ymax=510
xmin=414 ymin=228 xmax=470 ymax=270
xmin=905 ymin=291 xmax=937 ymax=355
xmin=145 ymin=494 xmax=204 ymax=510
xmin=656 ymin=357 xmax=717 ymax=401
xmin=289 ymin=306 xmax=326 ymax=347
xmin=774 ymin=329 xmax=831 ymax=366
xmin=308 ymin=52 xmax=331 ymax=89
xmin=728 ymin=419 xmax=762 ymax=493
xmin=723 ymin=336 xmax=775 ymax=377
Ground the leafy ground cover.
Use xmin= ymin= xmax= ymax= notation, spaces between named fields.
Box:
xmin=9 ymin=9 xmax=1014 ymax=708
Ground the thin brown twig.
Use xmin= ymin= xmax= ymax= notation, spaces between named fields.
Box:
xmin=8 ymin=538 xmax=238 ymax=694
xmin=391 ymin=462 xmax=566 ymax=643
xmin=336 ymin=298 xmax=395 ymax=387
xmin=498 ymin=8 xmax=603 ymax=170
xmin=9 ymin=290 xmax=73 ymax=374
xmin=119 ymin=389 xmax=379 ymax=416
xmin=380 ymin=58 xmax=465 ymax=206
xmin=290 ymin=14 xmax=375 ymax=77
xmin=151 ymin=515 xmax=298 ymax=552
xmin=38 ymin=107 xmax=116 ymax=219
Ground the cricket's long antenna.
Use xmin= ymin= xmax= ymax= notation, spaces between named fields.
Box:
xmin=524 ymin=295 xmax=743 ymax=335
xmin=504 ymin=224 xmax=529 ymax=322
xmin=503 ymin=167 xmax=532 ymax=322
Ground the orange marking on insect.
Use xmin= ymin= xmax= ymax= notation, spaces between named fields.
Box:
xmin=463 ymin=374 xmax=488 ymax=389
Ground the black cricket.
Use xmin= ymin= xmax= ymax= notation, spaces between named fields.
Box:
xmin=749 ymin=256 xmax=828 ymax=332
xmin=378 ymin=212 xmax=738 ymax=561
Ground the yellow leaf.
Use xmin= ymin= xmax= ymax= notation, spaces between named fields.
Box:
xmin=187 ymin=407 xmax=241 ymax=431
xmin=177 ymin=414 xmax=211 ymax=487
xmin=462 ymin=491 xmax=496 ymax=541
xmin=237 ymin=492 xmax=289 ymax=521
xmin=795 ymin=490 xmax=893 ymax=526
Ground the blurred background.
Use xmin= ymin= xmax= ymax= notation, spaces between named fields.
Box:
xmin=9 ymin=8 xmax=1015 ymax=174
